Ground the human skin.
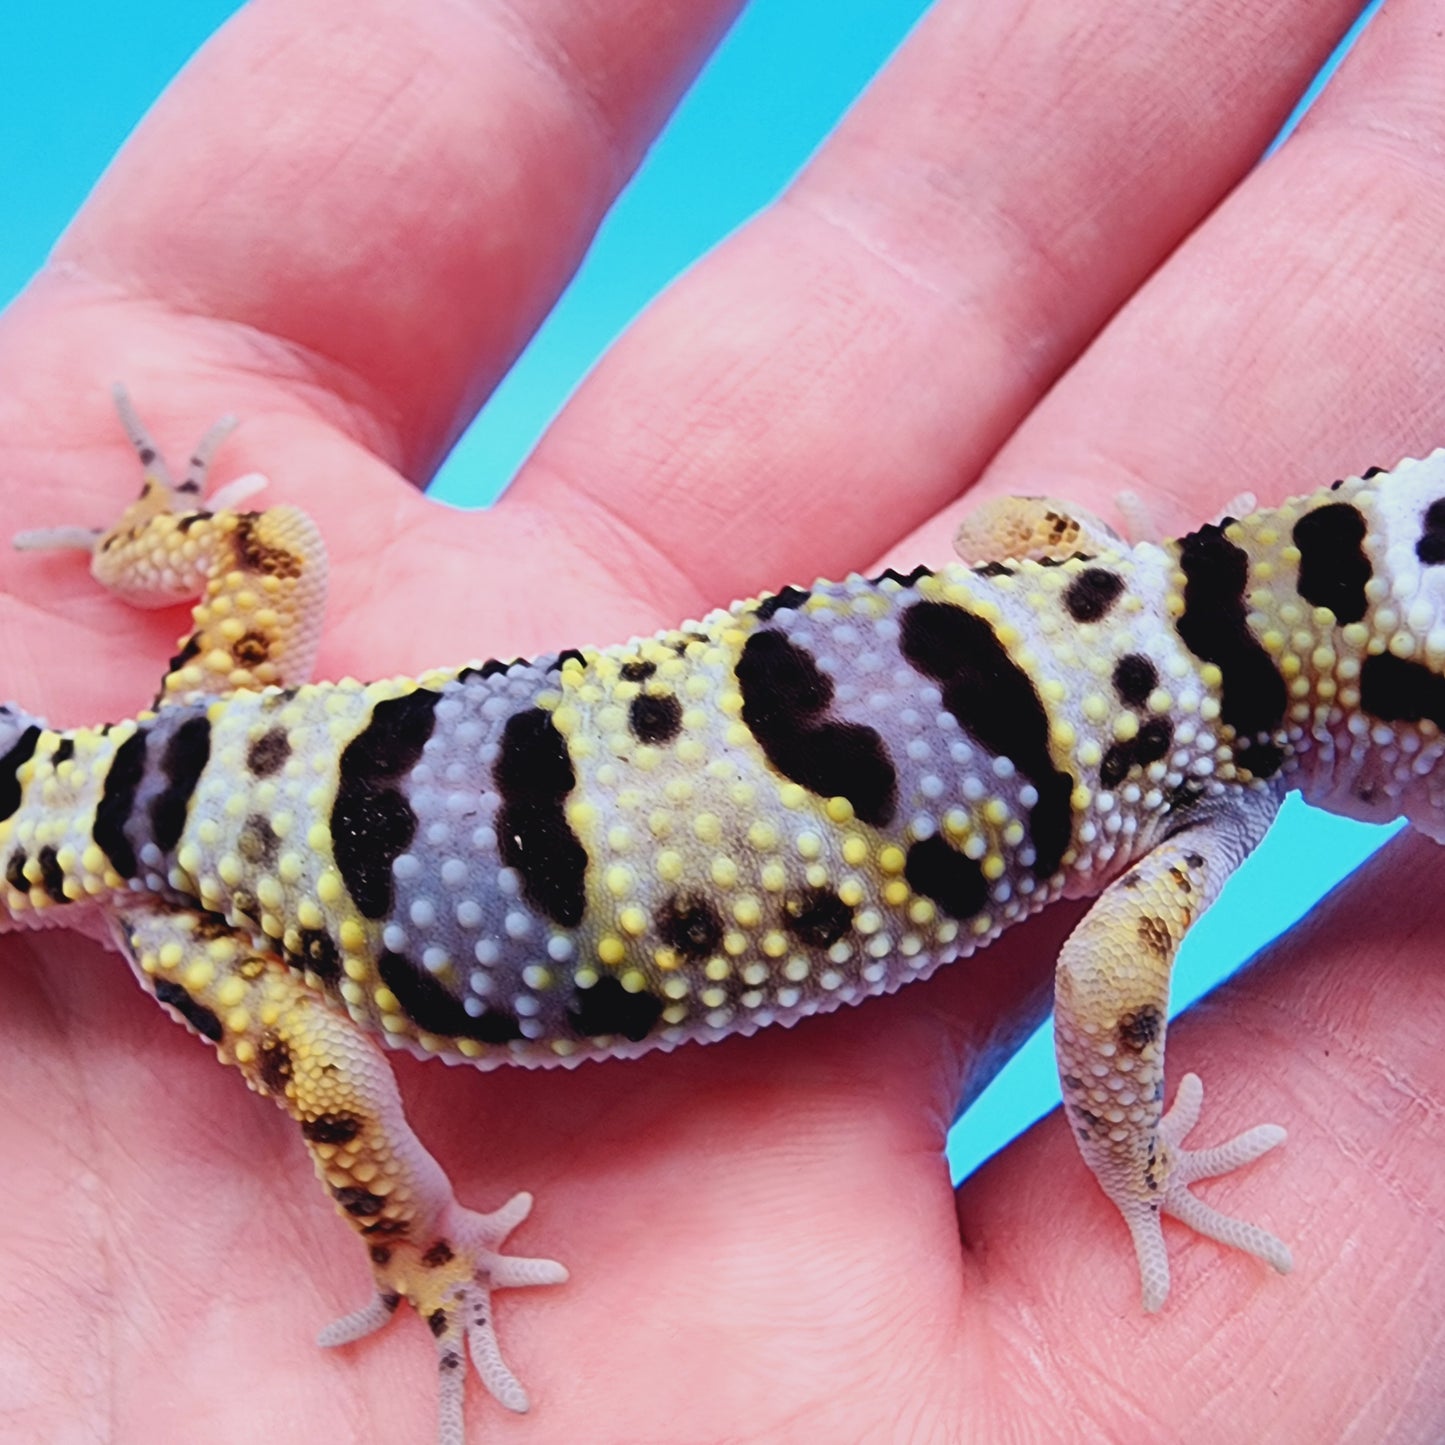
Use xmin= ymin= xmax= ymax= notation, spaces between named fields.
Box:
xmin=2 ymin=1 xmax=1444 ymax=1440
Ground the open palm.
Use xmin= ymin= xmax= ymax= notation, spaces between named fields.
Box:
xmin=3 ymin=3 xmax=1444 ymax=1441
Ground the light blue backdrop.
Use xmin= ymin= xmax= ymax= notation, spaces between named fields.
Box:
xmin=3 ymin=1 xmax=1394 ymax=1178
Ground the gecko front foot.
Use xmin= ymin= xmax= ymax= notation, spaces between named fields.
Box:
xmin=1122 ymin=1073 xmax=1292 ymax=1313
xmin=319 ymin=1190 xmax=568 ymax=1439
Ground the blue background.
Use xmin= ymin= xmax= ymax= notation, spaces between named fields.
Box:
xmin=3 ymin=1 xmax=1393 ymax=1178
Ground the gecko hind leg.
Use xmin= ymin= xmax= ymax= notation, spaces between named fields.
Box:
xmin=1054 ymin=792 xmax=1293 ymax=1312
xmin=117 ymin=903 xmax=567 ymax=1443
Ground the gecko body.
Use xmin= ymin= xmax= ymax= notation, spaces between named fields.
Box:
xmin=11 ymin=392 xmax=1445 ymax=1438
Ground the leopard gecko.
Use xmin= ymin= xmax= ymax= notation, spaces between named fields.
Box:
xmin=10 ymin=389 xmax=1440 ymax=1441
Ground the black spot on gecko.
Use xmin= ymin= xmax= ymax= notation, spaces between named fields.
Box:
xmin=93 ymin=727 xmax=149 ymax=877
xmin=50 ymin=737 xmax=74 ymax=767
xmin=0 ymin=724 xmax=42 ymax=823
xmin=549 ymin=648 xmax=587 ymax=673
xmin=1112 ymin=654 xmax=1157 ymax=708
xmin=1117 ymin=1004 xmax=1164 ymax=1051
xmin=567 ymin=976 xmax=665 ymax=1042
xmin=972 ymin=560 xmax=1016 ymax=578
xmin=1063 ymin=567 xmax=1125 ymax=623
xmin=427 ymin=1308 xmax=449 ymax=1338
xmin=232 ymin=512 xmax=301 ymax=579
xmin=493 ymin=708 xmax=588 ymax=927
xmin=629 ymin=692 xmax=682 ymax=745
xmin=233 ymin=631 xmax=270 ymax=666
xmin=423 ymin=1240 xmax=455 ymax=1268
xmin=1417 ymin=499 xmax=1445 ymax=566
xmin=899 ymin=601 xmax=1074 ymax=877
xmin=754 ymin=585 xmax=811 ymax=621
xmin=903 ymin=836 xmax=988 ymax=920
xmin=378 ymin=951 xmax=524 ymax=1043
xmin=246 ymin=727 xmax=291 ymax=777
xmin=620 ymin=659 xmax=656 ymax=681
xmin=1362 ymin=466 xmax=1388 ymax=480
xmin=152 ymin=977 xmax=224 ymax=1043
xmin=5 ymin=850 xmax=27 ymax=893
xmin=1100 ymin=717 xmax=1174 ymax=788
xmin=238 ymin=814 xmax=279 ymax=865
xmin=1360 ymin=652 xmax=1445 ymax=728
xmin=291 ymin=928 xmax=341 ymax=981
xmin=258 ymin=1033 xmax=292 ymax=1092
xmin=301 ymin=1112 xmax=363 ymax=1145
xmin=35 ymin=846 xmax=66 ymax=904
xmin=1136 ymin=917 xmax=1173 ymax=959
xmin=735 ymin=630 xmax=898 ymax=827
xmin=331 ymin=690 xmax=440 ymax=919
xmin=1293 ymin=503 xmax=1372 ymax=622
xmin=656 ymin=894 xmax=724 ymax=959
xmin=334 ymin=1186 xmax=386 ymax=1219
xmin=175 ymin=510 xmax=212 ymax=532
xmin=783 ymin=888 xmax=854 ymax=948
xmin=149 ymin=716 xmax=212 ymax=854
xmin=1175 ymin=522 xmax=1286 ymax=776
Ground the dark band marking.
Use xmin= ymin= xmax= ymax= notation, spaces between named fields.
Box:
xmin=175 ymin=510 xmax=212 ymax=532
xmin=51 ymin=738 xmax=74 ymax=767
xmin=782 ymin=888 xmax=854 ymax=948
xmin=736 ymin=630 xmax=898 ymax=827
xmin=1360 ymin=652 xmax=1445 ymax=727
xmin=620 ymin=659 xmax=656 ymax=681
xmin=93 ymin=727 xmax=149 ymax=878
xmin=153 ymin=977 xmax=224 ymax=1043
xmin=5 ymin=850 xmax=27 ymax=893
xmin=246 ymin=727 xmax=291 ymax=777
xmin=900 ymin=601 xmax=1074 ymax=876
xmin=493 ymin=708 xmax=588 ymax=927
xmin=1112 ymin=654 xmax=1157 ymax=708
xmin=150 ymin=717 xmax=211 ymax=853
xmin=903 ymin=835 xmax=988 ymax=919
xmin=1175 ymin=523 xmax=1286 ymax=775
xmin=331 ymin=690 xmax=441 ymax=919
xmin=301 ymin=1111 xmax=363 ymax=1145
xmin=378 ymin=951 xmax=525 ymax=1043
xmin=972 ymin=561 xmax=1016 ymax=579
xmin=291 ymin=927 xmax=341 ymax=981
xmin=656 ymin=894 xmax=724 ymax=959
xmin=1293 ymin=503 xmax=1372 ymax=622
xmin=567 ymin=976 xmax=665 ymax=1042
xmin=36 ymin=845 xmax=66 ymax=904
xmin=1063 ymin=567 xmax=1125 ymax=623
xmin=549 ymin=648 xmax=587 ymax=673
xmin=754 ymin=585 xmax=811 ymax=621
xmin=426 ymin=1308 xmax=448 ymax=1338
xmin=870 ymin=565 xmax=932 ymax=588
xmin=629 ymin=692 xmax=682 ymax=745
xmin=0 ymin=724 xmax=41 ymax=822
xmin=1417 ymin=499 xmax=1445 ymax=566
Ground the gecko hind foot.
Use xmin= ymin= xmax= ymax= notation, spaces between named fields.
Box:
xmin=319 ymin=1191 xmax=568 ymax=1442
xmin=1126 ymin=1073 xmax=1292 ymax=1314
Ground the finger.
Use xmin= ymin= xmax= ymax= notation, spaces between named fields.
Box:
xmin=30 ymin=0 xmax=743 ymax=479
xmin=959 ymin=830 xmax=1445 ymax=1435
xmin=511 ymin=0 xmax=1363 ymax=605
xmin=900 ymin=0 xmax=1445 ymax=560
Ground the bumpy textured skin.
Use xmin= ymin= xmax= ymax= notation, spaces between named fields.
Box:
xmin=13 ymin=395 xmax=1445 ymax=1438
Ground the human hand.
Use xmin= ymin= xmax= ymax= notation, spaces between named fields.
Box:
xmin=2 ymin=2 xmax=1442 ymax=1440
